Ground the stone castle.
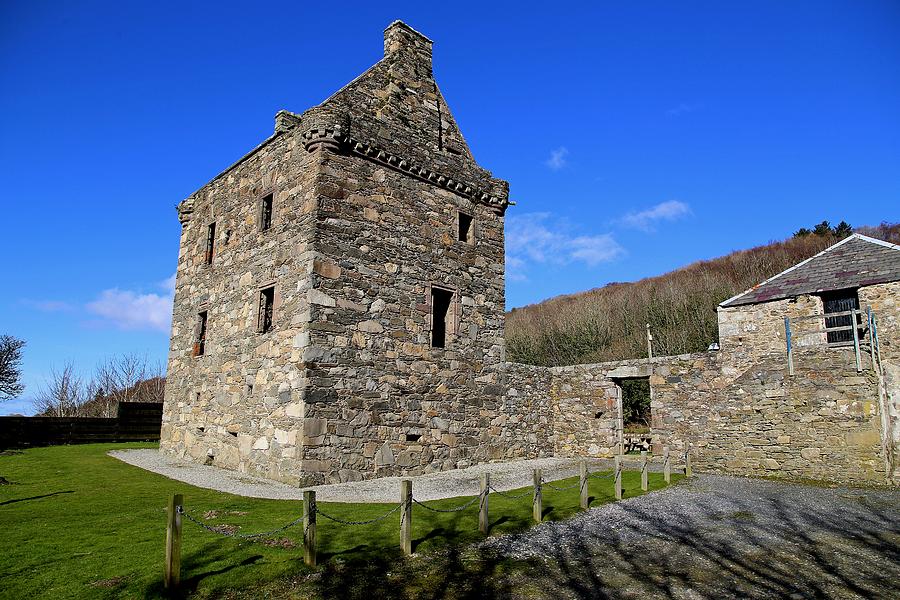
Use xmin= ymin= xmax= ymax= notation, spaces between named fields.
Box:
xmin=161 ymin=22 xmax=900 ymax=486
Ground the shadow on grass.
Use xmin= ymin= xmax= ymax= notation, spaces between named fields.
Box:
xmin=297 ymin=482 xmax=900 ymax=600
xmin=0 ymin=490 xmax=74 ymax=506
xmin=145 ymin=540 xmax=265 ymax=599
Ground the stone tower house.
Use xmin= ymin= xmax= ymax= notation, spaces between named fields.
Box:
xmin=161 ymin=22 xmax=511 ymax=485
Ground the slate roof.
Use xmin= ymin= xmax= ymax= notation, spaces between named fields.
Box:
xmin=720 ymin=234 xmax=900 ymax=307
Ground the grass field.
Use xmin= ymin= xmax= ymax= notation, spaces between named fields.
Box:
xmin=0 ymin=443 xmax=679 ymax=599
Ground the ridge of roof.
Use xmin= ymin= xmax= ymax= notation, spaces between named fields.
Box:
xmin=718 ymin=233 xmax=900 ymax=308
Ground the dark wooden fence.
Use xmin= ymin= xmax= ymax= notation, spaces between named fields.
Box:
xmin=0 ymin=402 xmax=163 ymax=449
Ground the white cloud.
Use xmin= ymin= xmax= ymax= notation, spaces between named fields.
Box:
xmin=666 ymin=102 xmax=703 ymax=117
xmin=545 ymin=147 xmax=569 ymax=170
xmin=505 ymin=213 xmax=624 ymax=280
xmin=161 ymin=273 xmax=177 ymax=293
xmin=617 ymin=200 xmax=691 ymax=232
xmin=85 ymin=275 xmax=176 ymax=333
xmin=86 ymin=289 xmax=174 ymax=332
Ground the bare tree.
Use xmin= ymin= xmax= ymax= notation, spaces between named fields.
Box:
xmin=0 ymin=335 xmax=26 ymax=400
xmin=81 ymin=353 xmax=165 ymax=416
xmin=34 ymin=363 xmax=86 ymax=417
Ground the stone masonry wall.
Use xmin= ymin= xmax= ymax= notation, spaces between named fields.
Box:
xmin=650 ymin=347 xmax=885 ymax=485
xmin=717 ymin=294 xmax=825 ymax=359
xmin=859 ymin=280 xmax=900 ymax=472
xmin=499 ymin=362 xmax=555 ymax=460
xmin=161 ymin=128 xmax=318 ymax=484
xmin=296 ymin=146 xmax=507 ymax=484
xmin=535 ymin=346 xmax=886 ymax=485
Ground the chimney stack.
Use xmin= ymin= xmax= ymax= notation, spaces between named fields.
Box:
xmin=383 ymin=20 xmax=433 ymax=66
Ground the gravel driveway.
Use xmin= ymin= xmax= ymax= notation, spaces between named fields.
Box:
xmin=109 ymin=449 xmax=601 ymax=502
xmin=478 ymin=474 xmax=900 ymax=599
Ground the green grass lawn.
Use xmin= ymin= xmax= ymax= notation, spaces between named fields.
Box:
xmin=0 ymin=443 xmax=680 ymax=599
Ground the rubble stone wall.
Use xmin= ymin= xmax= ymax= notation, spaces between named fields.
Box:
xmin=859 ymin=281 xmax=900 ymax=470
xmin=717 ymin=294 xmax=825 ymax=360
xmin=534 ymin=344 xmax=886 ymax=485
xmin=160 ymin=129 xmax=318 ymax=484
xmin=649 ymin=348 xmax=884 ymax=485
xmin=500 ymin=362 xmax=555 ymax=460
xmin=296 ymin=146 xmax=507 ymax=484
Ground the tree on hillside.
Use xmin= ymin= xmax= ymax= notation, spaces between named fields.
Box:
xmin=0 ymin=335 xmax=26 ymax=401
xmin=794 ymin=220 xmax=852 ymax=238
xmin=833 ymin=220 xmax=853 ymax=238
xmin=813 ymin=220 xmax=833 ymax=236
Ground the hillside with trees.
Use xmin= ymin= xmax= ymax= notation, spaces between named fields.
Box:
xmin=506 ymin=221 xmax=900 ymax=367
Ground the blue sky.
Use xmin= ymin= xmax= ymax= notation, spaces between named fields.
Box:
xmin=1 ymin=1 xmax=898 ymax=414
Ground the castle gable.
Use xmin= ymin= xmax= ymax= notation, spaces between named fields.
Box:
xmin=287 ymin=21 xmax=509 ymax=215
xmin=320 ymin=21 xmax=476 ymax=165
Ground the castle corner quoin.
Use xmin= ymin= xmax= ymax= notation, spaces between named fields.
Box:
xmin=161 ymin=22 xmax=900 ymax=487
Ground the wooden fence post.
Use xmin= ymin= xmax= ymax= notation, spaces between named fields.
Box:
xmin=641 ymin=450 xmax=648 ymax=491
xmin=400 ymin=479 xmax=412 ymax=555
xmin=479 ymin=473 xmax=489 ymax=534
xmin=614 ymin=455 xmax=622 ymax=500
xmin=851 ymin=308 xmax=862 ymax=372
xmin=164 ymin=493 xmax=182 ymax=591
xmin=303 ymin=490 xmax=316 ymax=567
xmin=579 ymin=460 xmax=589 ymax=510
xmin=532 ymin=469 xmax=542 ymax=523
xmin=685 ymin=447 xmax=693 ymax=477
xmin=663 ymin=446 xmax=671 ymax=484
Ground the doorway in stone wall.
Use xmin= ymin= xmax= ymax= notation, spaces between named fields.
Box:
xmin=615 ymin=377 xmax=652 ymax=454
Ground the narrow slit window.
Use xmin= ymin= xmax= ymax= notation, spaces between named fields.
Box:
xmin=205 ymin=222 xmax=216 ymax=264
xmin=458 ymin=211 xmax=474 ymax=244
xmin=258 ymin=286 xmax=275 ymax=333
xmin=430 ymin=287 xmax=453 ymax=348
xmin=260 ymin=193 xmax=273 ymax=232
xmin=194 ymin=310 xmax=208 ymax=356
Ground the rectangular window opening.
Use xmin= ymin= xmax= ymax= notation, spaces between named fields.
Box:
xmin=458 ymin=211 xmax=473 ymax=244
xmin=260 ymin=193 xmax=273 ymax=232
xmin=406 ymin=433 xmax=422 ymax=442
xmin=430 ymin=287 xmax=453 ymax=348
xmin=822 ymin=289 xmax=861 ymax=344
xmin=205 ymin=222 xmax=216 ymax=264
xmin=193 ymin=311 xmax=208 ymax=356
xmin=259 ymin=286 xmax=275 ymax=333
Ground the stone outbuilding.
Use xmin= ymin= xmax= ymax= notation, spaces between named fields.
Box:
xmin=718 ymin=233 xmax=900 ymax=361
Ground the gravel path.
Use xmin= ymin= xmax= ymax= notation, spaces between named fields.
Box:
xmin=478 ymin=474 xmax=900 ymax=599
xmin=109 ymin=449 xmax=607 ymax=502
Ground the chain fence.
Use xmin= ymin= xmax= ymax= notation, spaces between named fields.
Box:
xmin=178 ymin=505 xmax=306 ymax=539
xmin=542 ymin=480 xmax=581 ymax=491
xmin=164 ymin=454 xmax=690 ymax=591
xmin=315 ymin=502 xmax=403 ymax=525
xmin=488 ymin=485 xmax=533 ymax=500
xmin=413 ymin=493 xmax=482 ymax=513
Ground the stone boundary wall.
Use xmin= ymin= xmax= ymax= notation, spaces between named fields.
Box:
xmin=651 ymin=347 xmax=885 ymax=484
xmin=500 ymin=362 xmax=555 ymax=460
xmin=503 ymin=346 xmax=888 ymax=485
